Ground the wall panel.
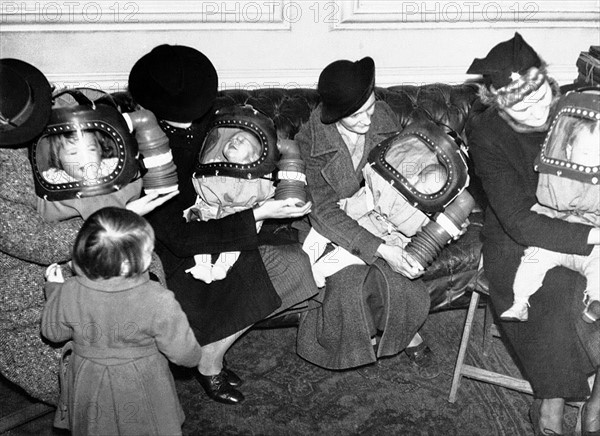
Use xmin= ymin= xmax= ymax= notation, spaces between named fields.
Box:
xmin=1 ymin=1 xmax=598 ymax=91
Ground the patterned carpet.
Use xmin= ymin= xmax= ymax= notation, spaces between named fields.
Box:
xmin=173 ymin=306 xmax=581 ymax=436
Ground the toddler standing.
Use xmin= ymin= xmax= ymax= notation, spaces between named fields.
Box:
xmin=41 ymin=207 xmax=202 ymax=435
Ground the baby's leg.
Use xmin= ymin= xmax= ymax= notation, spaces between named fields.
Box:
xmin=502 ymin=247 xmax=561 ymax=321
xmin=302 ymin=228 xmax=331 ymax=265
xmin=312 ymin=245 xmax=365 ymax=288
xmin=302 ymin=227 xmax=364 ymax=288
xmin=212 ymin=251 xmax=240 ymax=281
xmin=579 ymin=245 xmax=600 ymax=323
xmin=186 ymin=254 xmax=214 ymax=283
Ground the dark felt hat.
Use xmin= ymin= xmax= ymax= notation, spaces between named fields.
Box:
xmin=467 ymin=32 xmax=541 ymax=89
xmin=0 ymin=59 xmax=52 ymax=147
xmin=128 ymin=44 xmax=218 ymax=123
xmin=318 ymin=56 xmax=375 ymax=124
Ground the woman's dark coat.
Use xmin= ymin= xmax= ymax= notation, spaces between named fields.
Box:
xmin=295 ymin=103 xmax=430 ymax=369
xmin=467 ymin=99 xmax=599 ymax=399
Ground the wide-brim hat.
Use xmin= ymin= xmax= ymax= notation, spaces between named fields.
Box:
xmin=318 ymin=56 xmax=375 ymax=124
xmin=128 ymin=44 xmax=218 ymax=123
xmin=466 ymin=32 xmax=541 ymax=90
xmin=0 ymin=58 xmax=52 ymax=147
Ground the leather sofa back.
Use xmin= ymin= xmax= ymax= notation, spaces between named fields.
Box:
xmin=215 ymin=83 xmax=480 ymax=140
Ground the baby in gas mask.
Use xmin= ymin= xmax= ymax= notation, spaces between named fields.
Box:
xmin=34 ymin=102 xmax=178 ymax=223
xmin=501 ymin=118 xmax=600 ymax=323
xmin=304 ymin=162 xmax=447 ymax=288
xmin=36 ymin=127 xmax=144 ymax=223
xmin=184 ymin=129 xmax=275 ymax=283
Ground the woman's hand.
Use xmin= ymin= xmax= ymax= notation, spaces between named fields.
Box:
xmin=126 ymin=190 xmax=179 ymax=216
xmin=451 ymin=218 xmax=470 ymax=242
xmin=253 ymin=198 xmax=312 ymax=222
xmin=376 ymin=243 xmax=424 ymax=279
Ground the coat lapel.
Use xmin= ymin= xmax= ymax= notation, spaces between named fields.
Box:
xmin=310 ymin=103 xmax=398 ymax=198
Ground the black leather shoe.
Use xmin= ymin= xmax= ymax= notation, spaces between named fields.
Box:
xmin=196 ymin=371 xmax=245 ymax=405
xmin=404 ymin=342 xmax=441 ymax=380
xmin=222 ymin=359 xmax=243 ymax=387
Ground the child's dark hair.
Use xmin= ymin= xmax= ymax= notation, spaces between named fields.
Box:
xmin=72 ymin=207 xmax=155 ymax=279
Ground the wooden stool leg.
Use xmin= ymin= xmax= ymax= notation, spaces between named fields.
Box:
xmin=482 ymin=298 xmax=494 ymax=357
xmin=449 ymin=291 xmax=480 ymax=403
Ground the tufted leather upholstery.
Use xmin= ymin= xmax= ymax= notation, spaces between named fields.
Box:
xmin=213 ymin=84 xmax=480 ymax=142
xmin=214 ymin=83 xmax=484 ymax=311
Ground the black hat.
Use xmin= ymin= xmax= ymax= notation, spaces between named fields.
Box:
xmin=0 ymin=59 xmax=52 ymax=147
xmin=128 ymin=44 xmax=218 ymax=123
xmin=318 ymin=57 xmax=375 ymax=124
xmin=467 ymin=32 xmax=541 ymax=89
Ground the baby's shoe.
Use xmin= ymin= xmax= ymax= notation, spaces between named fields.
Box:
xmin=185 ymin=255 xmax=213 ymax=283
xmin=211 ymin=264 xmax=229 ymax=281
xmin=500 ymin=302 xmax=529 ymax=322
xmin=582 ymin=300 xmax=600 ymax=324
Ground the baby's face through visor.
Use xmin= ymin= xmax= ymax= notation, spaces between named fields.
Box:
xmin=200 ymin=127 xmax=264 ymax=168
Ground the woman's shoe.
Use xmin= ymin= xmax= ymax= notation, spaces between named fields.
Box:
xmin=196 ymin=371 xmax=245 ymax=405
xmin=529 ymin=399 xmax=564 ymax=436
xmin=576 ymin=401 xmax=600 ymax=436
xmin=404 ymin=341 xmax=441 ymax=379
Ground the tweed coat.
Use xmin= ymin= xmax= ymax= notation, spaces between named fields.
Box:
xmin=0 ymin=147 xmax=166 ymax=404
xmin=295 ymin=103 xmax=430 ymax=369
xmin=41 ymin=273 xmax=201 ymax=435
xmin=467 ymin=100 xmax=599 ymax=399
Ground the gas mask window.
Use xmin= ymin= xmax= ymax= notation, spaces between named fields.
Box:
xmin=546 ymin=115 xmax=600 ymax=168
xmin=35 ymin=128 xmax=120 ymax=185
xmin=369 ymin=122 xmax=469 ymax=214
xmin=382 ymin=135 xmax=449 ymax=196
xmin=199 ymin=127 xmax=263 ymax=166
xmin=537 ymin=89 xmax=600 ymax=185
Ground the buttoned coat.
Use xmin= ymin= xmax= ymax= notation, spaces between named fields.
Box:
xmin=295 ymin=102 xmax=430 ymax=369
xmin=41 ymin=273 xmax=202 ymax=435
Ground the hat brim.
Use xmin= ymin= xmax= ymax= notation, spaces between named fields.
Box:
xmin=321 ymin=57 xmax=375 ymax=124
xmin=0 ymin=59 xmax=52 ymax=147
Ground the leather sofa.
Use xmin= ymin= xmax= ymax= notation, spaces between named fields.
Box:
xmin=212 ymin=83 xmax=485 ymax=312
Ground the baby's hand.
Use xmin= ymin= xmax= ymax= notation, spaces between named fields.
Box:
xmin=45 ymin=263 xmax=65 ymax=283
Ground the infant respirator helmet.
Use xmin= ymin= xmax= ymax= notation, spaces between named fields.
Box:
xmin=535 ymin=87 xmax=600 ymax=184
xmin=367 ymin=120 xmax=476 ymax=268
xmin=194 ymin=104 xmax=307 ymax=204
xmin=194 ymin=104 xmax=278 ymax=179
xmin=31 ymin=88 xmax=140 ymax=201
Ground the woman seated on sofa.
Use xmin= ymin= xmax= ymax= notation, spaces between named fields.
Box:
xmin=294 ymin=56 xmax=440 ymax=378
xmin=128 ymin=44 xmax=319 ymax=405
xmin=466 ymin=32 xmax=600 ymax=435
